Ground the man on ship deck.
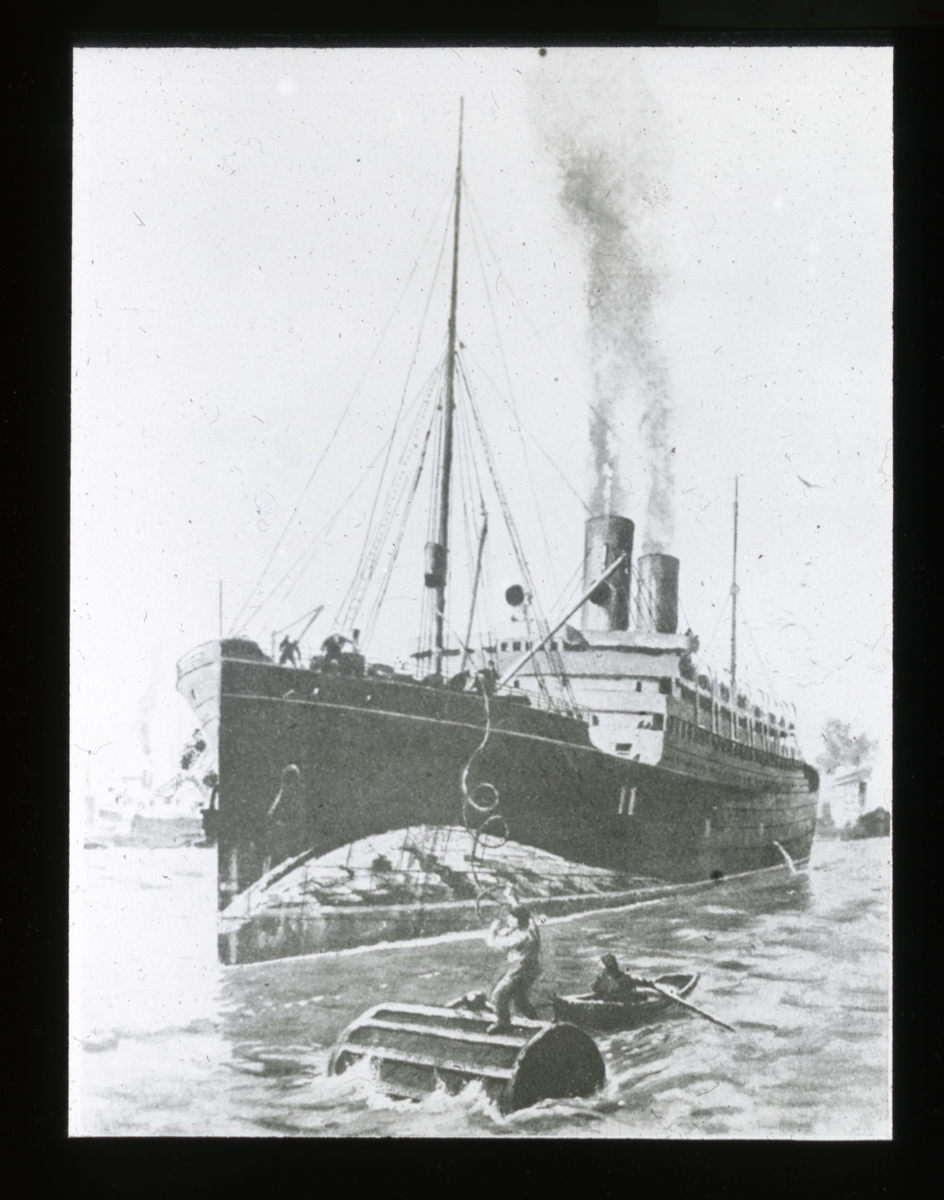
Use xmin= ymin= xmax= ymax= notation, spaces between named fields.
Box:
xmin=321 ymin=634 xmax=347 ymax=662
xmin=475 ymin=662 xmax=498 ymax=697
xmin=278 ymin=636 xmax=301 ymax=666
xmin=485 ymin=905 xmax=542 ymax=1033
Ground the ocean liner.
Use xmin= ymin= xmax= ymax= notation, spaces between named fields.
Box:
xmin=177 ymin=107 xmax=818 ymax=961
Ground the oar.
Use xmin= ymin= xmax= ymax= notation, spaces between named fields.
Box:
xmin=637 ymin=978 xmax=736 ymax=1033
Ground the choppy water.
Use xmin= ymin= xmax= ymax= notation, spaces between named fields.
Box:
xmin=70 ymin=836 xmax=890 ymax=1138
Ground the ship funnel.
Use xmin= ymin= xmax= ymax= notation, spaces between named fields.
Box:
xmin=635 ymin=553 xmax=680 ymax=634
xmin=581 ymin=515 xmax=634 ymax=631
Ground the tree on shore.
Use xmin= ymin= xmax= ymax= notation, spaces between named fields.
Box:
xmin=816 ymin=718 xmax=876 ymax=773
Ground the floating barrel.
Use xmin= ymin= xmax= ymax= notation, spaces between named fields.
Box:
xmin=328 ymin=1002 xmax=606 ymax=1114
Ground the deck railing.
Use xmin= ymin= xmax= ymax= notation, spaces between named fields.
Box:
xmin=667 ymin=714 xmax=798 ymax=768
xmin=176 ymin=643 xmax=217 ymax=682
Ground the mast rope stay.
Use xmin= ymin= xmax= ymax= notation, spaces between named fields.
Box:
xmin=736 ymin=597 xmax=784 ymax=711
xmin=461 ymin=347 xmax=590 ymax=516
xmin=700 ymin=591 xmax=733 ymax=662
xmin=334 ymin=202 xmax=456 ymax=639
xmin=458 ymin=356 xmax=578 ymax=712
xmin=360 ymin=402 xmax=440 ymax=648
xmin=464 ymin=202 xmax=566 ymax=594
xmin=228 ymin=182 xmax=454 ymax=637
xmin=458 ymin=357 xmax=560 ymax=706
xmin=453 ymin=383 xmax=490 ymax=670
xmin=334 ymin=355 xmax=447 ymax=637
xmin=241 ymin=429 xmax=406 ymax=633
xmin=242 ymin=356 xmax=443 ymax=640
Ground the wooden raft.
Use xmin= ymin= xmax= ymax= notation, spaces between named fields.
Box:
xmin=328 ymin=1002 xmax=606 ymax=1113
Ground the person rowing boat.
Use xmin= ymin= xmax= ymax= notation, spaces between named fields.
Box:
xmin=591 ymin=954 xmax=648 ymax=1003
xmin=556 ymin=955 xmax=735 ymax=1032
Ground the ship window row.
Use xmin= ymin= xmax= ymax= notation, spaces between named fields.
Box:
xmin=694 ymin=680 xmax=786 ymax=723
xmin=499 ymin=640 xmax=561 ymax=653
xmin=589 ymin=713 xmax=665 ymax=731
xmin=678 ymin=696 xmax=787 ymax=741
xmin=668 ymin=715 xmax=795 ymax=765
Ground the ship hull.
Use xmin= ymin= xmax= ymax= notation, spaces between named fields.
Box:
xmin=179 ymin=645 xmax=818 ymax=917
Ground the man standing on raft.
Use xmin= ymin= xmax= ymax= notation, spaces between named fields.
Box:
xmin=485 ymin=905 xmax=541 ymax=1033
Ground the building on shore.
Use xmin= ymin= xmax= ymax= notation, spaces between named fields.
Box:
xmin=817 ymin=764 xmax=890 ymax=838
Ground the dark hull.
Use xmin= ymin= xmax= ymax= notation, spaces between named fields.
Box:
xmin=179 ymin=646 xmax=818 ymax=911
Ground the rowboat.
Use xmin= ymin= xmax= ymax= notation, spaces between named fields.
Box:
xmin=552 ymin=973 xmax=700 ymax=1031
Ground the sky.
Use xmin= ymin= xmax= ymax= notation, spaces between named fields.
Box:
xmin=71 ymin=45 xmax=892 ymax=808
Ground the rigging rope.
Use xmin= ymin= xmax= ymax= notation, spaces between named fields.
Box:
xmin=228 ymin=182 xmax=453 ymax=636
xmin=465 ymin=208 xmax=564 ymax=595
xmin=458 ymin=355 xmax=578 ymax=712
xmin=463 ymin=348 xmax=590 ymax=516
xmin=737 ymin=598 xmax=783 ymax=706
xmin=240 ymin=435 xmax=398 ymax=630
xmin=242 ymin=373 xmax=439 ymax=628
xmin=361 ymin=411 xmax=438 ymax=647
xmin=453 ymin=394 xmax=489 ymax=667
xmin=338 ymin=197 xmax=456 ymax=633
xmin=701 ymin=591 xmax=732 ymax=662
xmin=548 ymin=553 xmax=590 ymax=629
xmin=335 ymin=357 xmax=446 ymax=635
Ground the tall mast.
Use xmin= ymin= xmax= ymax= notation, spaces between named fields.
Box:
xmin=730 ymin=474 xmax=739 ymax=695
xmin=460 ymin=507 xmax=488 ymax=672
xmin=432 ymin=98 xmax=464 ymax=676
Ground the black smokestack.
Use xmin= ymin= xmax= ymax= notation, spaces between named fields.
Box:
xmin=582 ymin=515 xmax=634 ymax=632
xmin=635 ymin=552 xmax=680 ymax=634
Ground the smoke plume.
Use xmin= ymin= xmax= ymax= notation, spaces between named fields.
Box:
xmin=532 ymin=62 xmax=675 ymax=552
